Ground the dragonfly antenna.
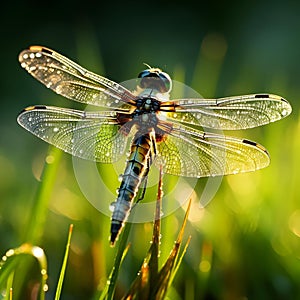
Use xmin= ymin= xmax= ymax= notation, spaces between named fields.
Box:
xmin=143 ymin=62 xmax=152 ymax=69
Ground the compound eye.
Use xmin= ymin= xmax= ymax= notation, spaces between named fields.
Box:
xmin=158 ymin=72 xmax=172 ymax=93
xmin=137 ymin=69 xmax=172 ymax=93
xmin=138 ymin=70 xmax=152 ymax=78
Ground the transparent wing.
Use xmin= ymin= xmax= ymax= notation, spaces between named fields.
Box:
xmin=19 ymin=46 xmax=136 ymax=109
xmin=161 ymin=94 xmax=292 ymax=130
xmin=154 ymin=122 xmax=270 ymax=177
xmin=17 ymin=106 xmax=129 ymax=163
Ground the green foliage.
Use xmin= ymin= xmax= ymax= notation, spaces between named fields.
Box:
xmin=54 ymin=224 xmax=74 ymax=300
xmin=0 ymin=170 xmax=190 ymax=299
xmin=0 ymin=243 xmax=48 ymax=300
xmin=120 ymin=174 xmax=191 ymax=300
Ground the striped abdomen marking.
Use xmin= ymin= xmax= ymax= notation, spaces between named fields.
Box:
xmin=110 ymin=131 xmax=154 ymax=245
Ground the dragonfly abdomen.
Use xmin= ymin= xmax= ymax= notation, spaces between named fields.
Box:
xmin=110 ymin=132 xmax=154 ymax=245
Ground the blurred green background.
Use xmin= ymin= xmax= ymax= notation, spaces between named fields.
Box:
xmin=1 ymin=0 xmax=300 ymax=299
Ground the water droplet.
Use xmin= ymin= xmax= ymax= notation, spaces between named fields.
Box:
xmin=232 ymin=168 xmax=240 ymax=174
xmin=109 ymin=202 xmax=116 ymax=212
xmin=281 ymin=109 xmax=288 ymax=117
xmin=46 ymin=155 xmax=55 ymax=164
xmin=32 ymin=246 xmax=44 ymax=258
xmin=6 ymin=249 xmax=14 ymax=257
xmin=41 ymin=269 xmax=47 ymax=275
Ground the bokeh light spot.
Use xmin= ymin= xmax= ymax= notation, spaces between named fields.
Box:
xmin=288 ymin=210 xmax=300 ymax=237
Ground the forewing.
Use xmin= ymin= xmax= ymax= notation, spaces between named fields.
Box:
xmin=17 ymin=106 xmax=129 ymax=163
xmin=154 ymin=122 xmax=270 ymax=177
xmin=161 ymin=94 xmax=292 ymax=130
xmin=19 ymin=46 xmax=136 ymax=109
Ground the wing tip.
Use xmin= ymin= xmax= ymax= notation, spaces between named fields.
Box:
xmin=19 ymin=46 xmax=52 ymax=62
xmin=254 ymin=94 xmax=292 ymax=118
xmin=29 ymin=45 xmax=43 ymax=51
xmin=242 ymin=139 xmax=270 ymax=156
xmin=254 ymin=93 xmax=286 ymax=103
xmin=22 ymin=105 xmax=47 ymax=112
xmin=18 ymin=105 xmax=47 ymax=119
xmin=30 ymin=46 xmax=53 ymax=55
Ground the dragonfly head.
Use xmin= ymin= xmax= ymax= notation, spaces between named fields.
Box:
xmin=138 ymin=68 xmax=172 ymax=94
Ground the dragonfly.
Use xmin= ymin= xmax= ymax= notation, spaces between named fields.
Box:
xmin=17 ymin=46 xmax=292 ymax=245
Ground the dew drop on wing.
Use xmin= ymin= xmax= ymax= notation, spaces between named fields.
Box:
xmin=281 ymin=109 xmax=288 ymax=117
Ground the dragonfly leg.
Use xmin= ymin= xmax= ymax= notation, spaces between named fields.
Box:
xmin=137 ymin=175 xmax=148 ymax=203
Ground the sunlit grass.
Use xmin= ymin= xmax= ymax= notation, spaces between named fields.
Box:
xmin=111 ymin=170 xmax=191 ymax=300
xmin=0 ymin=243 xmax=48 ymax=300
xmin=24 ymin=146 xmax=63 ymax=244
xmin=0 ymin=166 xmax=190 ymax=299
xmin=54 ymin=224 xmax=73 ymax=300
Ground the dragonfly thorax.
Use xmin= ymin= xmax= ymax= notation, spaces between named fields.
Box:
xmin=128 ymin=97 xmax=160 ymax=130
xmin=135 ymin=97 xmax=160 ymax=113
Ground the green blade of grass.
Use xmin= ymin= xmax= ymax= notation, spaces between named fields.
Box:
xmin=55 ymin=224 xmax=74 ymax=300
xmin=148 ymin=166 xmax=163 ymax=281
xmin=170 ymin=235 xmax=192 ymax=284
xmin=24 ymin=146 xmax=62 ymax=244
xmin=122 ymin=169 xmax=164 ymax=300
xmin=151 ymin=198 xmax=191 ymax=300
xmin=97 ymin=243 xmax=130 ymax=300
xmin=0 ymin=243 xmax=48 ymax=300
xmin=123 ymin=169 xmax=191 ymax=300
xmin=97 ymin=223 xmax=131 ymax=300
xmin=0 ymin=256 xmax=18 ymax=292
xmin=8 ymin=146 xmax=62 ymax=298
xmin=6 ymin=273 xmax=14 ymax=300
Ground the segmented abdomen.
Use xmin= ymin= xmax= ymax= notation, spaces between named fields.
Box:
xmin=110 ymin=132 xmax=153 ymax=245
